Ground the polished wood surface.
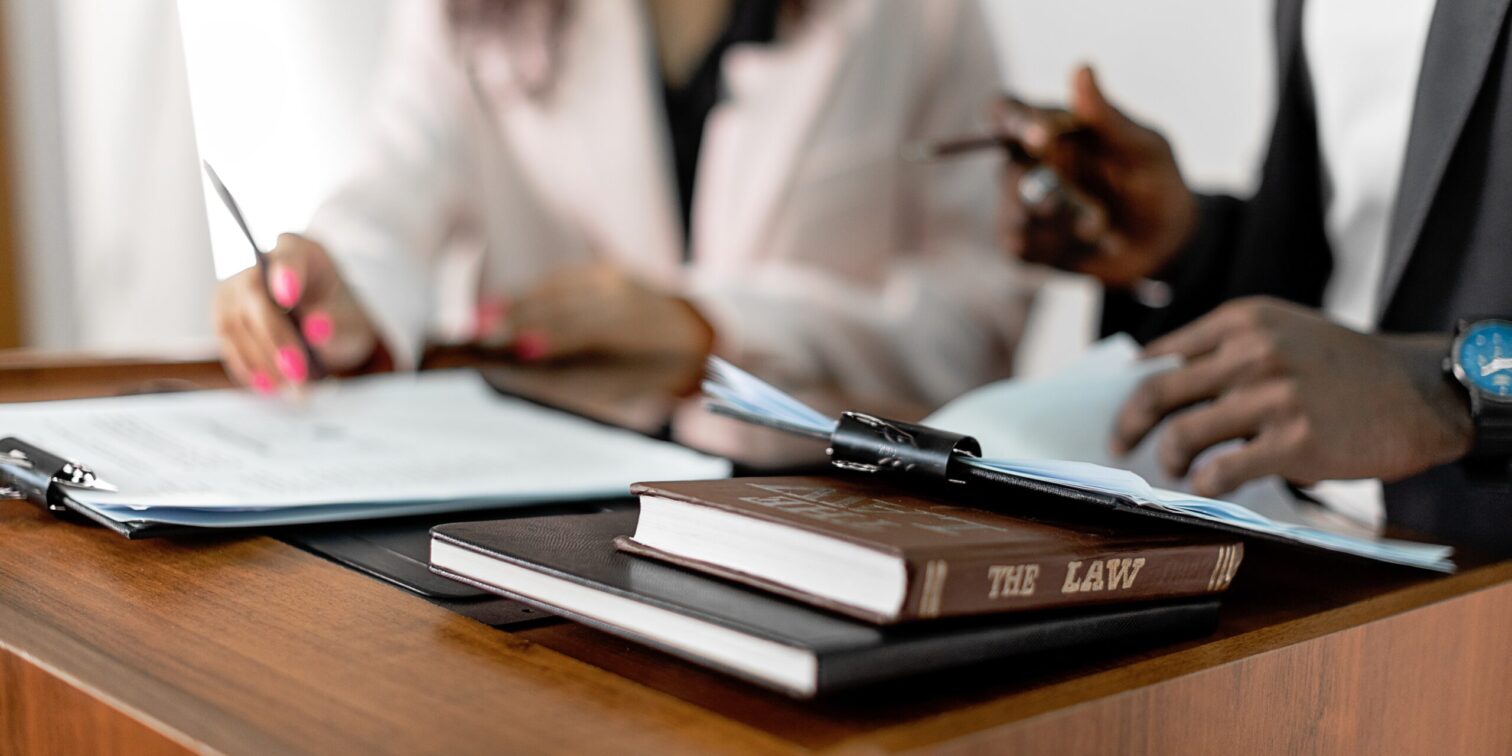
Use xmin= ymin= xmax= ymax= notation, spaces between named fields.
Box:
xmin=1 ymin=356 xmax=1510 ymax=754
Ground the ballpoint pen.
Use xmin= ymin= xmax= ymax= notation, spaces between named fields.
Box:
xmin=901 ymin=126 xmax=1080 ymax=224
xmin=901 ymin=103 xmax=1083 ymax=161
xmin=899 ymin=133 xmax=1036 ymax=164
xmin=900 ymin=124 xmax=1173 ymax=308
xmin=202 ymin=161 xmax=328 ymax=381
xmin=906 ymin=142 xmax=1064 ymax=222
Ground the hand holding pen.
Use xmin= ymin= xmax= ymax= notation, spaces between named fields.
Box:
xmin=909 ymin=66 xmax=1198 ymax=294
xmin=205 ymin=163 xmax=381 ymax=393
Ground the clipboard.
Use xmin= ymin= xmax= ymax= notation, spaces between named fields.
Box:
xmin=0 ymin=432 xmax=579 ymax=622
xmin=0 ymin=436 xmax=188 ymax=539
xmin=716 ymin=407 xmax=1399 ymax=559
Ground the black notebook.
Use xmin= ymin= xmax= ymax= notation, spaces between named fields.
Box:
xmin=429 ymin=510 xmax=1220 ymax=698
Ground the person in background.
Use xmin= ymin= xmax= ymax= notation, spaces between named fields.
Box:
xmin=213 ymin=0 xmax=1035 ymax=411
xmin=997 ymin=0 xmax=1512 ymax=549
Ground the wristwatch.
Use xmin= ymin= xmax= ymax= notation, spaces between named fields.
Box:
xmin=1447 ymin=319 xmax=1512 ymax=475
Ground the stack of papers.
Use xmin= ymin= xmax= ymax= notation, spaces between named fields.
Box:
xmin=704 ymin=339 xmax=1454 ymax=572
xmin=2 ymin=371 xmax=731 ymax=528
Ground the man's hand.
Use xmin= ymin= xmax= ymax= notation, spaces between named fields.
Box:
xmin=995 ymin=66 xmax=1198 ymax=288
xmin=1113 ymin=297 xmax=1474 ymax=497
xmin=479 ymin=263 xmax=715 ymax=362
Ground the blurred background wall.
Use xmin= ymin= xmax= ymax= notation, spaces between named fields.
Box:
xmin=0 ymin=0 xmax=1271 ymax=375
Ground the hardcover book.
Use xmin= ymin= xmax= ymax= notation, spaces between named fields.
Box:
xmin=620 ymin=476 xmax=1243 ymax=624
xmin=429 ymin=510 xmax=1220 ymax=698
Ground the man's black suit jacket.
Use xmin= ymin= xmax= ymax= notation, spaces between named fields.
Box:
xmin=1102 ymin=0 xmax=1512 ymax=550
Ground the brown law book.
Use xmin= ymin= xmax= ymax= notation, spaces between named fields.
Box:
xmin=619 ymin=476 xmax=1243 ymax=624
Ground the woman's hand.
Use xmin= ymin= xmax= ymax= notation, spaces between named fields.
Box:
xmin=213 ymin=234 xmax=380 ymax=393
xmin=478 ymin=263 xmax=715 ymax=362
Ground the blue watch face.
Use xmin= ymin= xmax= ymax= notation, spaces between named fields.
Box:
xmin=1459 ymin=321 xmax=1512 ymax=398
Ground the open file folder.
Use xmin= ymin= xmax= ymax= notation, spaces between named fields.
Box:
xmin=0 ymin=371 xmax=730 ymax=538
xmin=702 ymin=350 xmax=1455 ymax=573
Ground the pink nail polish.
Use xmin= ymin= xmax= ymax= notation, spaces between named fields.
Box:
xmin=302 ymin=312 xmax=334 ymax=346
xmin=276 ymin=346 xmax=308 ymax=384
xmin=250 ymin=371 xmax=276 ymax=395
xmin=472 ymin=298 xmax=510 ymax=340
xmin=271 ymin=267 xmax=302 ymax=309
xmin=515 ymin=330 xmax=549 ymax=361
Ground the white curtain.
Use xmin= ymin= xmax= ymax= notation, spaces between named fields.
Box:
xmin=1 ymin=0 xmax=398 ymax=352
xmin=56 ymin=0 xmax=215 ymax=353
xmin=2 ymin=0 xmax=217 ymax=352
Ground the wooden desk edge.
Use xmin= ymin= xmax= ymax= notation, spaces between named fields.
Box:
xmin=1 ymin=620 xmax=204 ymax=755
xmin=813 ymin=556 xmax=1507 ymax=750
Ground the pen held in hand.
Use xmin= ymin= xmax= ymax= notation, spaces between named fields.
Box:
xmin=201 ymin=161 xmax=328 ymax=381
xmin=900 ymin=111 xmax=1086 ymax=164
xmin=899 ymin=128 xmax=1170 ymax=306
xmin=899 ymin=131 xmax=1085 ymax=225
xmin=899 ymin=134 xmax=1035 ymax=164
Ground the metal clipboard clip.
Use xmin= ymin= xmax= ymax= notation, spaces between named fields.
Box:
xmin=827 ymin=412 xmax=982 ymax=486
xmin=0 ymin=437 xmax=118 ymax=518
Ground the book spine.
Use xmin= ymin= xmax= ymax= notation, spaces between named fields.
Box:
xmin=901 ymin=542 xmax=1243 ymax=620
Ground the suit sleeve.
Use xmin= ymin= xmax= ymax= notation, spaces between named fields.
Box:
xmin=1100 ymin=0 xmax=1325 ymax=344
xmin=1100 ymin=193 xmax=1246 ymax=343
xmin=684 ymin=0 xmax=1040 ymax=409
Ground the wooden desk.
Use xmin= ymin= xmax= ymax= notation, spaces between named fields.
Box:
xmin=1 ymin=355 xmax=1510 ymax=755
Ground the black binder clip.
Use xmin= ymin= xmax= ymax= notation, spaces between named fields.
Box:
xmin=0 ymin=437 xmax=116 ymax=518
xmin=827 ymin=412 xmax=982 ymax=485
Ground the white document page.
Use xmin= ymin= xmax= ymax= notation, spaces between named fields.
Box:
xmin=924 ymin=336 xmax=1368 ymax=533
xmin=0 ymin=371 xmax=730 ymax=523
xmin=921 ymin=336 xmax=1449 ymax=569
xmin=925 ymin=335 xmax=1176 ymax=465
xmin=702 ymin=346 xmax=1453 ymax=572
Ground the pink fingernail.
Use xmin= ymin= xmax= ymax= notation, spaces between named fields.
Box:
xmin=271 ymin=267 xmax=302 ymax=309
xmin=302 ymin=312 xmax=334 ymax=346
xmin=276 ymin=346 xmax=308 ymax=384
xmin=250 ymin=371 xmax=276 ymax=395
xmin=472 ymin=298 xmax=510 ymax=340
xmin=515 ymin=330 xmax=549 ymax=361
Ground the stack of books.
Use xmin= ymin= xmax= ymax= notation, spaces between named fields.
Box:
xmin=429 ymin=475 xmax=1241 ymax=698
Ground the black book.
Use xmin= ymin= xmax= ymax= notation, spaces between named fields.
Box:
xmin=430 ymin=510 xmax=1220 ymax=698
